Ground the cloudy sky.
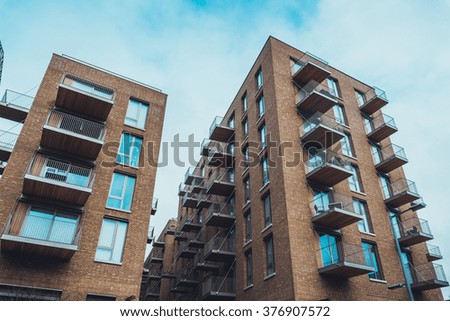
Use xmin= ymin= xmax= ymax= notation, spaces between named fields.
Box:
xmin=1 ymin=0 xmax=450 ymax=299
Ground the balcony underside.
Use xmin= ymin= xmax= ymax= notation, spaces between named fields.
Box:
xmin=185 ymin=174 xmax=201 ymax=185
xmin=149 ymin=257 xmax=164 ymax=264
xmin=178 ymin=189 xmax=186 ymax=197
xmin=318 ymin=261 xmax=375 ymax=278
xmin=188 ymin=240 xmax=204 ymax=248
xmin=306 ymin=165 xmax=353 ymax=187
xmin=178 ymin=249 xmax=197 ymax=259
xmin=0 ymin=102 xmax=29 ymax=122
xmin=385 ymin=191 xmax=420 ymax=208
xmin=206 ymin=181 xmax=235 ymax=196
xmin=426 ymin=253 xmax=443 ymax=262
xmin=312 ymin=208 xmax=363 ymax=230
xmin=23 ymin=174 xmax=91 ymax=206
xmin=197 ymin=198 xmax=213 ymax=209
xmin=293 ymin=62 xmax=330 ymax=85
xmin=204 ymin=250 xmax=235 ymax=263
xmin=147 ymin=236 xmax=153 ymax=244
xmin=398 ymin=232 xmax=433 ymax=247
xmin=205 ymin=213 xmax=236 ymax=228
xmin=148 ymin=275 xmax=162 ymax=281
xmin=367 ymin=124 xmax=397 ymax=142
xmin=359 ymin=96 xmax=388 ymax=115
xmin=411 ymin=279 xmax=449 ymax=292
xmin=202 ymin=292 xmax=235 ymax=301
xmin=180 ymin=222 xmax=202 ymax=233
xmin=301 ymin=125 xmax=344 ymax=149
xmin=161 ymin=273 xmax=176 ymax=279
xmin=153 ymin=241 xmax=165 ymax=248
xmin=176 ymin=279 xmax=198 ymax=288
xmin=0 ymin=234 xmax=77 ymax=261
xmin=0 ymin=146 xmax=12 ymax=162
xmin=209 ymin=126 xmax=234 ymax=143
xmin=55 ymin=84 xmax=113 ymax=121
xmin=174 ymin=234 xmax=188 ymax=242
xmin=182 ymin=197 xmax=198 ymax=208
xmin=296 ymin=91 xmax=337 ymax=114
xmin=41 ymin=126 xmax=103 ymax=160
xmin=375 ymin=156 xmax=408 ymax=173
xmin=191 ymin=185 xmax=205 ymax=194
xmin=206 ymin=153 xmax=234 ymax=168
xmin=195 ymin=262 xmax=219 ymax=272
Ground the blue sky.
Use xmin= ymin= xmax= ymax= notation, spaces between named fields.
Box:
xmin=1 ymin=0 xmax=450 ymax=299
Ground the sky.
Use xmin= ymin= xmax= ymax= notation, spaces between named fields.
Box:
xmin=1 ymin=0 xmax=450 ymax=299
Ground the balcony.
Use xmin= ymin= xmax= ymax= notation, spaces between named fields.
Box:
xmin=295 ymin=81 xmax=337 ymax=115
xmin=147 ymin=226 xmax=155 ymax=244
xmin=305 ymin=149 xmax=353 ymax=187
xmin=197 ymin=190 xmax=213 ymax=209
xmin=184 ymin=166 xmax=202 ymax=185
xmin=178 ymin=183 xmax=187 ymax=196
xmin=41 ymin=110 xmax=106 ymax=160
xmin=201 ymin=276 xmax=235 ymax=300
xmin=0 ymin=203 xmax=81 ymax=261
xmin=396 ymin=217 xmax=433 ymax=247
xmin=0 ymin=90 xmax=33 ymax=122
xmin=151 ymin=198 xmax=158 ymax=215
xmin=176 ymin=267 xmax=199 ymax=288
xmin=203 ymin=235 xmax=235 ymax=263
xmin=153 ymin=235 xmax=165 ymax=248
xmin=409 ymin=263 xmax=449 ymax=292
xmin=178 ymin=245 xmax=199 ymax=259
xmin=357 ymin=86 xmax=388 ymax=115
xmin=55 ymin=74 xmax=114 ymax=121
xmin=174 ymin=230 xmax=188 ymax=242
xmin=206 ymin=168 xmax=235 ymax=196
xmin=180 ymin=216 xmax=202 ymax=233
xmin=209 ymin=116 xmax=235 ymax=142
xmin=426 ymin=244 xmax=443 ymax=262
xmin=191 ymin=176 xmax=205 ymax=194
xmin=23 ymin=154 xmax=94 ymax=206
xmin=310 ymin=192 xmax=363 ymax=229
xmin=148 ymin=266 xmax=162 ymax=281
xmin=182 ymin=191 xmax=199 ymax=208
xmin=373 ymin=144 xmax=408 ymax=173
xmin=149 ymin=248 xmax=164 ymax=264
xmin=0 ymin=130 xmax=18 ymax=161
xmin=186 ymin=232 xmax=205 ymax=249
xmin=194 ymin=251 xmax=219 ymax=272
xmin=316 ymin=242 xmax=375 ymax=278
xmin=201 ymin=139 xmax=235 ymax=167
xmin=365 ymin=113 xmax=398 ymax=142
xmin=205 ymin=202 xmax=236 ymax=228
xmin=300 ymin=112 xmax=345 ymax=148
xmin=291 ymin=52 xmax=330 ymax=85
xmin=382 ymin=179 xmax=421 ymax=208
xmin=144 ymin=281 xmax=161 ymax=300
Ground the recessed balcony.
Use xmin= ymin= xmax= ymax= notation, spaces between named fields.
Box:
xmin=310 ymin=192 xmax=363 ymax=229
xmin=305 ymin=149 xmax=353 ymax=187
xmin=426 ymin=244 xmax=443 ymax=262
xmin=201 ymin=276 xmax=235 ymax=300
xmin=295 ymin=81 xmax=337 ymax=115
xmin=291 ymin=52 xmax=330 ymax=85
xmin=365 ymin=113 xmax=398 ymax=142
xmin=203 ymin=235 xmax=235 ymax=263
xmin=201 ymin=139 xmax=235 ymax=167
xmin=409 ymin=263 xmax=449 ymax=292
xmin=373 ymin=144 xmax=408 ymax=173
xmin=396 ymin=217 xmax=433 ymax=247
xmin=55 ymin=74 xmax=114 ymax=121
xmin=209 ymin=116 xmax=235 ymax=143
xmin=206 ymin=168 xmax=235 ymax=196
xmin=382 ymin=179 xmax=421 ymax=208
xmin=205 ymin=202 xmax=236 ymax=228
xmin=316 ymin=242 xmax=375 ymax=278
xmin=23 ymin=154 xmax=94 ymax=206
xmin=0 ymin=89 xmax=33 ymax=122
xmin=0 ymin=130 xmax=18 ymax=162
xmin=41 ymin=110 xmax=106 ymax=160
xmin=357 ymin=86 xmax=388 ymax=115
xmin=0 ymin=202 xmax=81 ymax=261
xmin=300 ymin=112 xmax=345 ymax=148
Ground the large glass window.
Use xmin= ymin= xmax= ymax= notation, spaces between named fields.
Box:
xmin=354 ymin=199 xmax=373 ymax=233
xmin=258 ymin=95 xmax=265 ymax=118
xmin=245 ymin=211 xmax=252 ymax=243
xmin=259 ymin=124 xmax=267 ymax=149
xmin=125 ymin=99 xmax=149 ymax=130
xmin=117 ymin=133 xmax=143 ymax=168
xmin=245 ymin=250 xmax=253 ymax=287
xmin=95 ymin=219 xmax=128 ymax=264
xmin=261 ymin=155 xmax=269 ymax=186
xmin=263 ymin=193 xmax=272 ymax=227
xmin=106 ymin=173 xmax=136 ymax=212
xmin=348 ymin=164 xmax=363 ymax=193
xmin=242 ymin=93 xmax=248 ymax=113
xmin=341 ymin=133 xmax=355 ymax=157
xmin=264 ymin=235 xmax=275 ymax=276
xmin=256 ymin=68 xmax=263 ymax=89
xmin=362 ymin=242 xmax=383 ymax=280
xmin=327 ymin=78 xmax=340 ymax=97
xmin=333 ymin=104 xmax=347 ymax=125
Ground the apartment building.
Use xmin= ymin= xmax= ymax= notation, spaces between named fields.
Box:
xmin=140 ymin=36 xmax=447 ymax=301
xmin=0 ymin=54 xmax=166 ymax=300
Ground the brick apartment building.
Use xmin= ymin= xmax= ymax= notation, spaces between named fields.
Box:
xmin=140 ymin=36 xmax=448 ymax=301
xmin=0 ymin=54 xmax=166 ymax=300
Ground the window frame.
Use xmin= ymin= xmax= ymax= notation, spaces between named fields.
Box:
xmin=362 ymin=241 xmax=384 ymax=280
xmin=354 ymin=199 xmax=373 ymax=234
xmin=262 ymin=193 xmax=272 ymax=228
xmin=264 ymin=234 xmax=276 ymax=277
xmin=256 ymin=68 xmax=263 ymax=90
xmin=124 ymin=98 xmax=149 ymax=130
xmin=95 ymin=218 xmax=128 ymax=264
xmin=348 ymin=164 xmax=364 ymax=193
xmin=244 ymin=210 xmax=252 ymax=243
xmin=244 ymin=176 xmax=251 ymax=204
xmin=261 ymin=154 xmax=269 ymax=186
xmin=341 ymin=132 xmax=355 ymax=157
xmin=116 ymin=132 xmax=143 ymax=168
xmin=257 ymin=94 xmax=265 ymax=118
xmin=333 ymin=104 xmax=347 ymax=125
xmin=327 ymin=78 xmax=340 ymax=97
xmin=106 ymin=172 xmax=136 ymax=212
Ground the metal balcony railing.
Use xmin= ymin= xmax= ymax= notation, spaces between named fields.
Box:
xmin=295 ymin=80 xmax=337 ymax=105
xmin=152 ymin=198 xmax=158 ymax=212
xmin=206 ymin=202 xmax=235 ymax=219
xmin=46 ymin=110 xmax=106 ymax=141
xmin=202 ymin=276 xmax=235 ymax=295
xmin=304 ymin=149 xmax=352 ymax=174
xmin=380 ymin=178 xmax=419 ymax=200
xmin=1 ymin=90 xmax=34 ymax=110
xmin=364 ymin=113 xmax=397 ymax=135
xmin=62 ymin=74 xmax=114 ymax=100
xmin=204 ymin=235 xmax=236 ymax=254
xmin=207 ymin=167 xmax=235 ymax=186
xmin=150 ymin=247 xmax=164 ymax=259
xmin=372 ymin=143 xmax=407 ymax=166
xmin=26 ymin=154 xmax=95 ymax=188
xmin=427 ymin=244 xmax=442 ymax=258
xmin=397 ymin=217 xmax=432 ymax=238
xmin=291 ymin=52 xmax=329 ymax=76
xmin=356 ymin=86 xmax=388 ymax=108
xmin=209 ymin=116 xmax=233 ymax=138
xmin=0 ymin=130 xmax=19 ymax=150
xmin=310 ymin=192 xmax=356 ymax=216
xmin=148 ymin=226 xmax=155 ymax=240
xmin=316 ymin=242 xmax=374 ymax=269
xmin=409 ymin=263 xmax=448 ymax=284
xmin=300 ymin=111 xmax=344 ymax=137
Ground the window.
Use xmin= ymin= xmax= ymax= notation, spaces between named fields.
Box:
xmin=116 ymin=133 xmax=143 ymax=167
xmin=261 ymin=155 xmax=269 ymax=186
xmin=333 ymin=104 xmax=347 ymax=125
xmin=95 ymin=219 xmax=128 ymax=264
xmin=379 ymin=175 xmax=391 ymax=199
xmin=125 ymin=99 xmax=149 ymax=130
xmin=245 ymin=250 xmax=253 ymax=287
xmin=362 ymin=242 xmax=383 ymax=280
xmin=197 ymin=210 xmax=203 ymax=223
xmin=106 ymin=172 xmax=136 ymax=212
xmin=264 ymin=235 xmax=275 ymax=276
xmin=243 ymin=118 xmax=248 ymax=138
xmin=228 ymin=195 xmax=235 ymax=217
xmin=259 ymin=124 xmax=267 ymax=149
xmin=242 ymin=93 xmax=248 ymax=113
xmin=371 ymin=144 xmax=382 ymax=165
xmin=227 ymin=114 xmax=235 ymax=129
xmin=243 ymin=145 xmax=249 ymax=167
xmin=245 ymin=211 xmax=252 ymax=242
xmin=355 ymin=90 xmax=366 ymax=107
xmin=227 ymin=142 xmax=235 ymax=156
xmin=263 ymin=193 xmax=272 ymax=227
xmin=256 ymin=68 xmax=263 ymax=89
xmin=341 ymin=133 xmax=355 ymax=157
xmin=327 ymin=78 xmax=340 ymax=97
xmin=257 ymin=95 xmax=265 ymax=118
xmin=228 ymin=168 xmax=235 ymax=183
xmin=354 ymin=199 xmax=373 ymax=233
xmin=348 ymin=164 xmax=363 ymax=193
xmin=200 ymin=164 xmax=205 ymax=177
xmin=363 ymin=115 xmax=374 ymax=134
xmin=244 ymin=176 xmax=251 ymax=204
